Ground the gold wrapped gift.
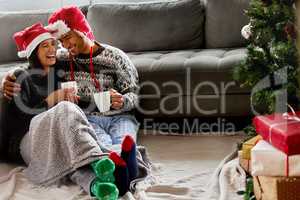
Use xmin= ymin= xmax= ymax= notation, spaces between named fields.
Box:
xmin=242 ymin=135 xmax=262 ymax=160
xmin=238 ymin=150 xmax=251 ymax=173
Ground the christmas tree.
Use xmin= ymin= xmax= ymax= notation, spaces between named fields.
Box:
xmin=233 ymin=0 xmax=299 ymax=114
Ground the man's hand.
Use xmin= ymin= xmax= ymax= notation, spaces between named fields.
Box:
xmin=110 ymin=89 xmax=124 ymax=110
xmin=1 ymin=73 xmax=21 ymax=100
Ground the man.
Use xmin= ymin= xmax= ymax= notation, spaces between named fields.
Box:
xmin=2 ymin=6 xmax=140 ymax=146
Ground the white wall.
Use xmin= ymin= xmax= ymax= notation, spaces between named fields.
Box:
xmin=0 ymin=0 xmax=90 ymax=11
xmin=0 ymin=0 xmax=157 ymax=11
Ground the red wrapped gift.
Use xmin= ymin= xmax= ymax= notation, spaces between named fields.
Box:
xmin=253 ymin=111 xmax=300 ymax=155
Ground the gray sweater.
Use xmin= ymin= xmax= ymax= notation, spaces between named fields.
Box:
xmin=0 ymin=66 xmax=62 ymax=162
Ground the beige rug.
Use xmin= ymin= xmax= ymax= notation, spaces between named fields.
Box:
xmin=0 ymin=131 xmax=244 ymax=200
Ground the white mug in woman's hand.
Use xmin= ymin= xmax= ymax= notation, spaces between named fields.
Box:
xmin=93 ymin=91 xmax=111 ymax=112
xmin=61 ymin=81 xmax=78 ymax=94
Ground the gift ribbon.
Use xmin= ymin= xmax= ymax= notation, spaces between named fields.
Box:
xmin=267 ymin=104 xmax=299 ymax=177
xmin=255 ymin=176 xmax=263 ymax=200
xmin=286 ymin=155 xmax=289 ymax=177
xmin=266 ymin=127 xmax=291 ymax=176
xmin=247 ymin=159 xmax=250 ymax=172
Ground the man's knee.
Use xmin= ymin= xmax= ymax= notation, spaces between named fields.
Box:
xmin=55 ymin=101 xmax=76 ymax=110
xmin=51 ymin=101 xmax=88 ymax=124
xmin=53 ymin=101 xmax=82 ymax=115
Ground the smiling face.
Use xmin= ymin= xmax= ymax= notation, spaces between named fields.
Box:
xmin=59 ymin=30 xmax=90 ymax=56
xmin=37 ymin=38 xmax=57 ymax=68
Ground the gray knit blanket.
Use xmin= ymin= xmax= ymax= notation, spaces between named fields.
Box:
xmin=22 ymin=102 xmax=151 ymax=188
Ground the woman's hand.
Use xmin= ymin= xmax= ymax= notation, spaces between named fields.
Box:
xmin=45 ymin=88 xmax=80 ymax=107
xmin=65 ymin=88 xmax=80 ymax=104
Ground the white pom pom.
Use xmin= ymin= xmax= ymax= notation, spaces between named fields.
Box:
xmin=18 ymin=51 xmax=27 ymax=58
xmin=45 ymin=20 xmax=70 ymax=39
xmin=56 ymin=46 xmax=70 ymax=59
xmin=241 ymin=24 xmax=252 ymax=40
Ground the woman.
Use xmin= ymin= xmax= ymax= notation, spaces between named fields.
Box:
xmin=2 ymin=23 xmax=137 ymax=199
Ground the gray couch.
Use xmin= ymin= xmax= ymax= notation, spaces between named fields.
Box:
xmin=0 ymin=0 xmax=251 ymax=118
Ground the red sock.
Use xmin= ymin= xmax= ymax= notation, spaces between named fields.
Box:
xmin=109 ymin=151 xmax=126 ymax=167
xmin=122 ymin=135 xmax=135 ymax=152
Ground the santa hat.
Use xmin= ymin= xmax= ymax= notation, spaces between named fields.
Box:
xmin=13 ymin=23 xmax=54 ymax=58
xmin=47 ymin=6 xmax=95 ymax=40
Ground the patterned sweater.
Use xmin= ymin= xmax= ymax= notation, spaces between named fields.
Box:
xmin=57 ymin=43 xmax=139 ymax=116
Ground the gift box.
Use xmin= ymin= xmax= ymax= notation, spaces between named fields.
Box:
xmin=253 ymin=111 xmax=300 ymax=155
xmin=238 ymin=150 xmax=251 ymax=173
xmin=253 ymin=176 xmax=300 ymax=200
xmin=242 ymin=135 xmax=262 ymax=160
xmin=251 ymin=140 xmax=300 ymax=177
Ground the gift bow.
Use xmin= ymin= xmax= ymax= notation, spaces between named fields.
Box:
xmin=268 ymin=104 xmax=300 ymax=144
xmin=282 ymin=104 xmax=300 ymax=121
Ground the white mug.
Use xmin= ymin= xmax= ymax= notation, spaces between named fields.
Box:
xmin=61 ymin=81 xmax=78 ymax=94
xmin=93 ymin=91 xmax=111 ymax=113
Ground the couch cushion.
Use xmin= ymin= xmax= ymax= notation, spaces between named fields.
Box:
xmin=205 ymin=0 xmax=250 ymax=48
xmin=0 ymin=11 xmax=52 ymax=64
xmin=87 ymin=0 xmax=205 ymax=52
xmin=128 ymin=48 xmax=249 ymax=95
xmin=128 ymin=48 xmax=247 ymax=72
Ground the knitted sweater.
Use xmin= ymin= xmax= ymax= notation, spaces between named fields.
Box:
xmin=57 ymin=43 xmax=139 ymax=116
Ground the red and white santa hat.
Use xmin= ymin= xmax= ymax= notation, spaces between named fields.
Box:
xmin=13 ymin=23 xmax=54 ymax=58
xmin=46 ymin=6 xmax=95 ymax=40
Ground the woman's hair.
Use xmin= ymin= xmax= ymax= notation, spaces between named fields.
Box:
xmin=28 ymin=45 xmax=43 ymax=69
